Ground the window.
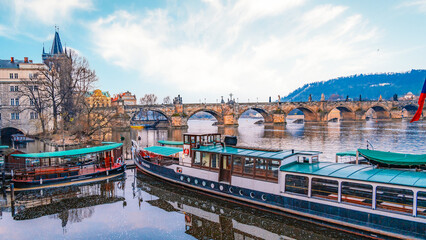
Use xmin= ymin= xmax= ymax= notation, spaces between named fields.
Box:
xmin=376 ymin=186 xmax=413 ymax=214
xmin=0 ymin=113 xmax=2 ymax=120
xmin=15 ymin=98 xmax=19 ymax=106
xmin=341 ymin=182 xmax=372 ymax=208
xmin=33 ymin=85 xmax=38 ymax=91
xmin=10 ymin=98 xmax=14 ymax=105
xmin=211 ymin=154 xmax=219 ymax=169
xmin=29 ymin=73 xmax=33 ymax=78
xmin=14 ymin=73 xmax=18 ymax=79
xmin=15 ymin=86 xmax=18 ymax=91
xmin=9 ymin=73 xmax=13 ymax=79
xmin=418 ymin=191 xmax=426 ymax=218
xmin=312 ymin=178 xmax=338 ymax=201
xmin=11 ymin=112 xmax=19 ymax=120
xmin=285 ymin=174 xmax=308 ymax=195
xmin=232 ymin=156 xmax=243 ymax=174
xmin=193 ymin=151 xmax=201 ymax=166
xmin=243 ymin=157 xmax=254 ymax=175
xmin=267 ymin=160 xmax=280 ymax=181
xmin=30 ymin=112 xmax=38 ymax=119
xmin=201 ymin=152 xmax=210 ymax=167
xmin=10 ymin=86 xmax=14 ymax=91
xmin=255 ymin=158 xmax=267 ymax=178
xmin=30 ymin=99 xmax=34 ymax=106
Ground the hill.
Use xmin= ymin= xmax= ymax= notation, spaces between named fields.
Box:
xmin=282 ymin=69 xmax=426 ymax=102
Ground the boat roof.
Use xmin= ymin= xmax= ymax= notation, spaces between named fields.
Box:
xmin=11 ymin=143 xmax=123 ymax=158
xmin=144 ymin=146 xmax=182 ymax=156
xmin=183 ymin=133 xmax=220 ymax=136
xmin=158 ymin=140 xmax=183 ymax=145
xmin=0 ymin=145 xmax=9 ymax=150
xmin=197 ymin=145 xmax=320 ymax=160
xmin=336 ymin=151 xmax=357 ymax=157
xmin=280 ymin=162 xmax=426 ymax=189
xmin=358 ymin=149 xmax=426 ymax=166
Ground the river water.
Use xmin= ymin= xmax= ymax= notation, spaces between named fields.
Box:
xmin=0 ymin=119 xmax=425 ymax=239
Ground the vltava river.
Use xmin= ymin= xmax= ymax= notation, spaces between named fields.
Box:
xmin=0 ymin=119 xmax=424 ymax=239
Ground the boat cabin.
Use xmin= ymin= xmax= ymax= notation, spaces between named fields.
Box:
xmin=180 ymin=133 xmax=320 ymax=184
xmin=11 ymin=143 xmax=123 ymax=182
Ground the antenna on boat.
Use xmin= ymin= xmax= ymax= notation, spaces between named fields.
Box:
xmin=366 ymin=140 xmax=374 ymax=150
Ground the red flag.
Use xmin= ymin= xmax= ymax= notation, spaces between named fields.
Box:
xmin=410 ymin=78 xmax=426 ymax=123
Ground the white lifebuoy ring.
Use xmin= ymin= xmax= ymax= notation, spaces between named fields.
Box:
xmin=184 ymin=149 xmax=189 ymax=155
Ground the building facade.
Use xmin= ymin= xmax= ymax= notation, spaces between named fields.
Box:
xmin=86 ymin=89 xmax=111 ymax=107
xmin=111 ymin=91 xmax=137 ymax=106
xmin=0 ymin=57 xmax=46 ymax=135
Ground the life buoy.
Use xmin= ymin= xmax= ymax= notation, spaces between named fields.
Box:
xmin=185 ymin=214 xmax=191 ymax=223
xmin=184 ymin=149 xmax=189 ymax=155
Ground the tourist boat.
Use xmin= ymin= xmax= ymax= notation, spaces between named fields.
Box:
xmin=134 ymin=133 xmax=426 ymax=239
xmin=11 ymin=142 xmax=126 ymax=191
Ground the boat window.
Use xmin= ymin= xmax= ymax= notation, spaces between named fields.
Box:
xmin=285 ymin=174 xmax=308 ymax=195
xmin=341 ymin=182 xmax=372 ymax=208
xmin=201 ymin=152 xmax=210 ymax=167
xmin=267 ymin=160 xmax=280 ymax=181
xmin=232 ymin=156 xmax=243 ymax=174
xmin=418 ymin=191 xmax=426 ymax=218
xmin=376 ymin=186 xmax=413 ymax=215
xmin=215 ymin=135 xmax=221 ymax=142
xmin=312 ymin=178 xmax=338 ymax=201
xmin=193 ymin=151 xmax=201 ymax=166
xmin=184 ymin=135 xmax=189 ymax=144
xmin=255 ymin=158 xmax=267 ymax=178
xmin=211 ymin=154 xmax=219 ymax=169
xmin=191 ymin=136 xmax=195 ymax=143
xmin=243 ymin=157 xmax=254 ymax=175
xmin=312 ymin=156 xmax=318 ymax=163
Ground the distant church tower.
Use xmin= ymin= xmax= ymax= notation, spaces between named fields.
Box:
xmin=42 ymin=27 xmax=68 ymax=63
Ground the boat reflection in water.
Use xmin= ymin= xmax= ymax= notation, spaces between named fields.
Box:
xmin=11 ymin=174 xmax=126 ymax=228
xmin=135 ymin=172 xmax=363 ymax=240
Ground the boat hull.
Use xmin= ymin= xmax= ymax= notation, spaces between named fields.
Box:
xmin=12 ymin=164 xmax=126 ymax=191
xmin=135 ymin=157 xmax=426 ymax=239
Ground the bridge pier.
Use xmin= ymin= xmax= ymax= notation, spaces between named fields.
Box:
xmin=272 ymin=113 xmax=286 ymax=125
xmin=170 ymin=116 xmax=189 ymax=129
xmin=223 ymin=115 xmax=239 ymax=127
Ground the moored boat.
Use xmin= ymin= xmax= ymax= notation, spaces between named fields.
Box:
xmin=10 ymin=142 xmax=126 ymax=191
xmin=134 ymin=133 xmax=426 ymax=239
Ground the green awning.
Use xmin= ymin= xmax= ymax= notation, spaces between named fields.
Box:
xmin=158 ymin=140 xmax=183 ymax=146
xmin=358 ymin=149 xmax=426 ymax=166
xmin=144 ymin=146 xmax=182 ymax=156
xmin=336 ymin=151 xmax=357 ymax=157
xmin=12 ymin=143 xmax=123 ymax=159
xmin=0 ymin=146 xmax=9 ymax=149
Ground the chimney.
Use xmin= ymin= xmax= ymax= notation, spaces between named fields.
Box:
xmin=24 ymin=57 xmax=28 ymax=63
xmin=10 ymin=57 xmax=14 ymax=63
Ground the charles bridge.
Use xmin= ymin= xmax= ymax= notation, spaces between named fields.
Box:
xmin=118 ymin=99 xmax=423 ymax=129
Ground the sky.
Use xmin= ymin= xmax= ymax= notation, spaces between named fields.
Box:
xmin=0 ymin=0 xmax=425 ymax=103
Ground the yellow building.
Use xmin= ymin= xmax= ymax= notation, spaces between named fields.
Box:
xmin=86 ymin=89 xmax=111 ymax=107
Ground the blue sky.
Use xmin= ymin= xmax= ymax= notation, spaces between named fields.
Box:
xmin=0 ymin=0 xmax=425 ymax=103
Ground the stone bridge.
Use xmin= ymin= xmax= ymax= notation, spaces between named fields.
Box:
xmin=122 ymin=100 xmax=423 ymax=129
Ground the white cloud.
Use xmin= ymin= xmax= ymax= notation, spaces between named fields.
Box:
xmin=10 ymin=0 xmax=93 ymax=24
xmin=90 ymin=1 xmax=381 ymax=101
xmin=398 ymin=0 xmax=426 ymax=12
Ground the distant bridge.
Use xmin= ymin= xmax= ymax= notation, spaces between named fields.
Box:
xmin=120 ymin=100 xmax=423 ymax=129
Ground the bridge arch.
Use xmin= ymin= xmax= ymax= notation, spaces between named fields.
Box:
xmin=131 ymin=108 xmax=171 ymax=127
xmin=187 ymin=109 xmax=224 ymax=125
xmin=327 ymin=106 xmax=356 ymax=122
xmin=236 ymin=107 xmax=273 ymax=124
xmin=285 ymin=106 xmax=318 ymax=123
xmin=401 ymin=104 xmax=419 ymax=119
xmin=365 ymin=105 xmax=391 ymax=120
xmin=1 ymin=127 xmax=24 ymax=145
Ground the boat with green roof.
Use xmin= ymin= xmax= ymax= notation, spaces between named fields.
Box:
xmin=10 ymin=142 xmax=126 ymax=191
xmin=134 ymin=133 xmax=426 ymax=239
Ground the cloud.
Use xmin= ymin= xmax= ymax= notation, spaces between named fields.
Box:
xmin=8 ymin=0 xmax=93 ymax=25
xmin=89 ymin=1 xmax=380 ymax=101
xmin=398 ymin=0 xmax=426 ymax=12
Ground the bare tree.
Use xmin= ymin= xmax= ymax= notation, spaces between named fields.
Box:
xmin=163 ymin=96 xmax=171 ymax=104
xmin=19 ymin=72 xmax=51 ymax=134
xmin=139 ymin=94 xmax=158 ymax=105
xmin=37 ymin=50 xmax=97 ymax=133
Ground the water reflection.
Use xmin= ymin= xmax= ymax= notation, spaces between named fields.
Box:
xmin=11 ymin=175 xmax=126 ymax=227
xmin=135 ymin=172 xmax=366 ymax=240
